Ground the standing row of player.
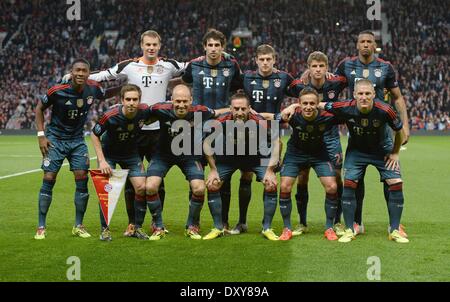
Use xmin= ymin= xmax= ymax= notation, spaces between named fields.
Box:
xmin=34 ymin=28 xmax=409 ymax=243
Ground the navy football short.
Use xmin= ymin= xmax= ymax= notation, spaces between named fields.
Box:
xmin=147 ymin=153 xmax=204 ymax=181
xmin=280 ymin=147 xmax=335 ymax=178
xmin=105 ymin=155 xmax=146 ymax=178
xmin=42 ymin=135 xmax=89 ymax=172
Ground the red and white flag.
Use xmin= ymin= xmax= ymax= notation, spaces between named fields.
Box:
xmin=89 ymin=169 xmax=129 ymax=226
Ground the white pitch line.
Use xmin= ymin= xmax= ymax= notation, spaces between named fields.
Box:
xmin=0 ymin=154 xmax=42 ymax=158
xmin=0 ymin=157 xmax=97 ymax=180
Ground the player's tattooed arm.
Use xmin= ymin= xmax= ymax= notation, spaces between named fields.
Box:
xmin=35 ymin=101 xmax=52 ymax=157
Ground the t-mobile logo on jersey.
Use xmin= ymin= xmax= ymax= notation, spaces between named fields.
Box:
xmin=252 ymin=90 xmax=264 ymax=103
xmin=203 ymin=77 xmax=214 ymax=89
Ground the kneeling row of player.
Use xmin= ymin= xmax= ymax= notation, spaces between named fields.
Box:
xmin=90 ymin=81 xmax=408 ymax=243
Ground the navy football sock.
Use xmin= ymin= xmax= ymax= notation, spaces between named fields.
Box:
xmin=187 ymin=194 xmax=204 ymax=227
xmin=38 ymin=179 xmax=55 ymax=227
xmin=74 ymin=176 xmax=89 ymax=226
xmin=146 ymin=194 xmax=163 ymax=229
xmin=220 ymin=180 xmax=231 ymax=225
xmin=279 ymin=191 xmax=292 ymax=229
xmin=334 ymin=183 xmax=343 ymax=224
xmin=134 ymin=194 xmax=147 ymax=228
xmin=325 ymin=192 xmax=338 ymax=229
xmin=207 ymin=190 xmax=223 ymax=230
xmin=388 ymin=182 xmax=404 ymax=231
xmin=295 ymin=184 xmax=308 ymax=226
xmin=342 ymin=180 xmax=358 ymax=230
xmin=354 ymin=178 xmax=365 ymax=225
xmin=262 ymin=190 xmax=277 ymax=230
xmin=124 ymin=179 xmax=136 ymax=224
xmin=238 ymin=179 xmax=252 ymax=224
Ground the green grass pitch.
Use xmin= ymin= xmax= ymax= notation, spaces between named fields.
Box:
xmin=0 ymin=135 xmax=449 ymax=282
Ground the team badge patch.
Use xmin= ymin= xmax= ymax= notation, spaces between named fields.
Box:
xmin=104 ymin=183 xmax=113 ymax=193
xmin=319 ymin=124 xmax=326 ymax=132
xmin=223 ymin=68 xmax=230 ymax=77
xmin=328 ymin=90 xmax=336 ymax=99
xmin=374 ymin=69 xmax=382 ymax=78
xmin=43 ymin=158 xmax=51 ymax=167
xmin=362 ymin=69 xmax=370 ymax=78
xmin=127 ymin=124 xmax=134 ymax=131
xmin=76 ymin=99 xmax=84 ymax=108
xmin=274 ymin=79 xmax=281 ymax=88
xmin=306 ymin=125 xmax=314 ymax=133
xmin=373 ymin=119 xmax=380 ymax=127
xmin=147 ymin=66 xmax=154 ymax=74
xmin=138 ymin=119 xmax=145 ymax=128
xmin=211 ymin=69 xmax=218 ymax=77
xmin=87 ymin=96 xmax=94 ymax=105
xmin=262 ymin=80 xmax=270 ymax=89
xmin=156 ymin=66 xmax=164 ymax=74
xmin=361 ymin=118 xmax=369 ymax=127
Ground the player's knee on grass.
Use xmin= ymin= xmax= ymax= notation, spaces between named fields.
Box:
xmin=43 ymin=172 xmax=57 ymax=182
xmin=132 ymin=179 xmax=146 ymax=196
xmin=190 ymin=181 xmax=205 ymax=197
xmin=280 ymin=177 xmax=295 ymax=193
xmin=385 ymin=178 xmax=403 ymax=186
xmin=146 ymin=177 xmax=162 ymax=195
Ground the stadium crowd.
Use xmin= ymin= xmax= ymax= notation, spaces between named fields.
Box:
xmin=0 ymin=0 xmax=448 ymax=130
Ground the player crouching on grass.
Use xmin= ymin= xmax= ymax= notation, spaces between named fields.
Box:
xmin=91 ymin=84 xmax=157 ymax=241
xmin=276 ymin=87 xmax=341 ymax=241
xmin=319 ymin=79 xmax=408 ymax=243
xmin=144 ymin=84 xmax=229 ymax=240
xmin=204 ymin=92 xmax=280 ymax=241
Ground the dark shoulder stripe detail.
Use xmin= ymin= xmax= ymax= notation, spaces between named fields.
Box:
xmin=216 ymin=113 xmax=233 ymax=123
xmin=162 ymin=58 xmax=181 ymax=69
xmin=337 ymin=56 xmax=358 ymax=66
xmin=289 ymin=78 xmax=304 ymax=87
xmin=376 ymin=58 xmax=392 ymax=65
xmin=190 ymin=56 xmax=205 ymax=63
xmin=320 ymin=110 xmax=334 ymax=117
xmin=374 ymin=102 xmax=396 ymax=119
xmin=152 ymin=103 xmax=173 ymax=110
xmin=190 ymin=105 xmax=210 ymax=112
xmin=327 ymin=75 xmax=347 ymax=83
xmin=138 ymin=104 xmax=149 ymax=110
xmin=48 ymin=84 xmax=71 ymax=95
xmin=333 ymin=100 xmax=356 ymax=108
xmin=86 ymin=79 xmax=102 ymax=87
xmin=99 ymin=108 xmax=120 ymax=124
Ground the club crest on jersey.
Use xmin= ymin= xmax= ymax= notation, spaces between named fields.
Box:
xmin=223 ymin=68 xmax=230 ymax=77
xmin=87 ymin=96 xmax=94 ymax=105
xmin=328 ymin=90 xmax=336 ymax=99
xmin=306 ymin=125 xmax=314 ymax=133
xmin=147 ymin=66 xmax=154 ymax=74
xmin=127 ymin=124 xmax=134 ymax=131
xmin=374 ymin=69 xmax=382 ymax=78
xmin=319 ymin=124 xmax=326 ymax=132
xmin=262 ymin=80 xmax=270 ymax=89
xmin=361 ymin=118 xmax=369 ymax=127
xmin=76 ymin=99 xmax=84 ymax=108
xmin=138 ymin=119 xmax=145 ymax=128
xmin=211 ymin=69 xmax=218 ymax=77
xmin=362 ymin=69 xmax=370 ymax=78
xmin=373 ymin=119 xmax=380 ymax=127
xmin=274 ymin=79 xmax=281 ymax=88
xmin=156 ymin=66 xmax=164 ymax=74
